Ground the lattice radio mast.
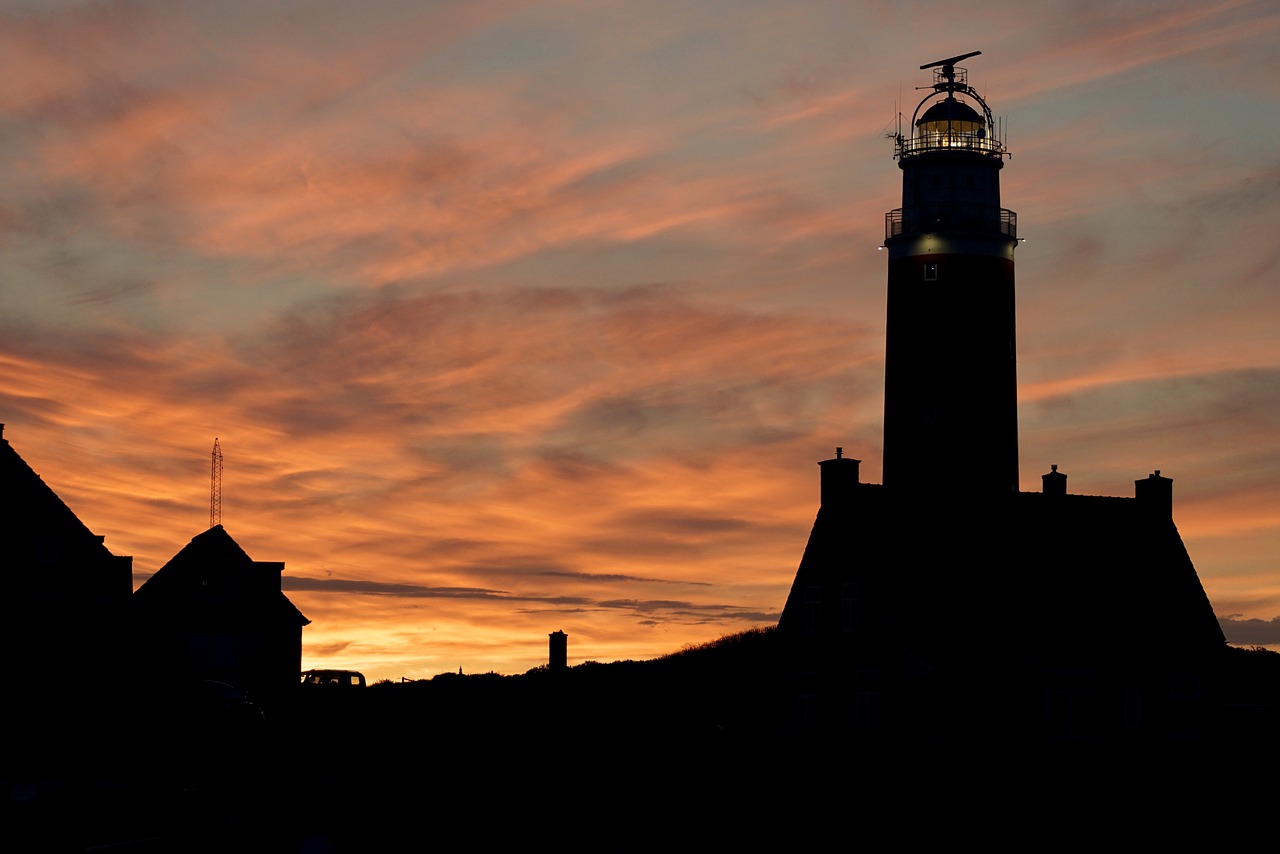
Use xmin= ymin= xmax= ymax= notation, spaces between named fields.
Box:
xmin=210 ymin=438 xmax=223 ymax=527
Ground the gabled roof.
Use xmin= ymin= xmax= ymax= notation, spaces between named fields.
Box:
xmin=135 ymin=525 xmax=309 ymax=627
xmin=0 ymin=425 xmax=132 ymax=597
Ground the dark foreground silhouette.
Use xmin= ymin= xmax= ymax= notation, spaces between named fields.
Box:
xmin=4 ymin=628 xmax=1278 ymax=852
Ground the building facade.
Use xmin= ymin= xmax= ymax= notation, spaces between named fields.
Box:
xmin=134 ymin=525 xmax=309 ymax=706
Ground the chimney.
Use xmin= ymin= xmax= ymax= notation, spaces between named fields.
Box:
xmin=1041 ymin=464 xmax=1067 ymax=496
xmin=819 ymin=447 xmax=861 ymax=508
xmin=1135 ymin=470 xmax=1173 ymax=518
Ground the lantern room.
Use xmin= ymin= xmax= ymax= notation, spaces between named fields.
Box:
xmin=894 ymin=51 xmax=1005 ymax=161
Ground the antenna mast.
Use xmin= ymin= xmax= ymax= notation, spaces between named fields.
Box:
xmin=210 ymin=438 xmax=223 ymax=528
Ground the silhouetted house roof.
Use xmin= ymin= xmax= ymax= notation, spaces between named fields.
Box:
xmin=0 ymin=424 xmax=133 ymax=605
xmin=134 ymin=525 xmax=309 ymax=701
xmin=0 ymin=425 xmax=133 ymax=687
xmin=135 ymin=526 xmax=308 ymax=626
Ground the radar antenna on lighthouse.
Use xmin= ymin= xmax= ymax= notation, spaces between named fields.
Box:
xmin=920 ymin=50 xmax=981 ymax=76
xmin=210 ymin=438 xmax=223 ymax=528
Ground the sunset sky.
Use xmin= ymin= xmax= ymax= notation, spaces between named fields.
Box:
xmin=3 ymin=1 xmax=1279 ymax=680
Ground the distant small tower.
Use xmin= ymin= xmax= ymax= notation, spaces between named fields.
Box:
xmin=548 ymin=630 xmax=567 ymax=670
xmin=882 ymin=51 xmax=1019 ymax=495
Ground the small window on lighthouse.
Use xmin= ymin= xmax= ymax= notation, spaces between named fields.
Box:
xmin=923 ymin=262 xmax=938 ymax=281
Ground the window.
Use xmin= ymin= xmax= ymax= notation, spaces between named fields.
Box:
xmin=200 ymin=568 xmax=233 ymax=600
xmin=1168 ymin=673 xmax=1202 ymax=739
xmin=804 ymin=586 xmax=822 ymax=636
xmin=923 ymin=262 xmax=938 ymax=281
xmin=1044 ymin=670 xmax=1098 ymax=740
xmin=854 ymin=669 xmax=881 ymax=731
xmin=840 ymin=583 xmax=860 ymax=634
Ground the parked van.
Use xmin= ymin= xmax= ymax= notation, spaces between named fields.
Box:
xmin=300 ymin=669 xmax=366 ymax=688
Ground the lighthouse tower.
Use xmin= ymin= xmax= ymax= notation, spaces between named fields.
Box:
xmin=882 ymin=52 xmax=1018 ymax=495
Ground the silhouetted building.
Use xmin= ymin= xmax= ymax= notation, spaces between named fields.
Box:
xmin=0 ymin=424 xmax=133 ymax=691
xmin=134 ymin=525 xmax=309 ymax=705
xmin=0 ymin=424 xmax=137 ymax=780
xmin=549 ymin=630 xmax=567 ymax=670
xmin=778 ymin=55 xmax=1225 ymax=744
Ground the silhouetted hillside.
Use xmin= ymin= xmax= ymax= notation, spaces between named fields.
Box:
xmin=341 ymin=626 xmax=785 ymax=744
xmin=277 ymin=631 xmax=1279 ymax=849
xmin=8 ymin=626 xmax=1279 ymax=851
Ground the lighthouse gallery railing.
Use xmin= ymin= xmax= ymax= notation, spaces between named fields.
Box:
xmin=885 ymin=207 xmax=1017 ymax=241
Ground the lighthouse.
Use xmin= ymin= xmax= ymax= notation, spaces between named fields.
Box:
xmin=777 ymin=53 xmax=1225 ymax=741
xmin=881 ymin=51 xmax=1018 ymax=495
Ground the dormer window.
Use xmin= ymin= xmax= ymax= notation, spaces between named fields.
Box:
xmin=200 ymin=568 xmax=233 ymax=600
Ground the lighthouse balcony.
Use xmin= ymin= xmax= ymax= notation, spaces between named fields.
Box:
xmin=885 ymin=206 xmax=1017 ymax=241
xmin=895 ymin=131 xmax=1005 ymax=160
